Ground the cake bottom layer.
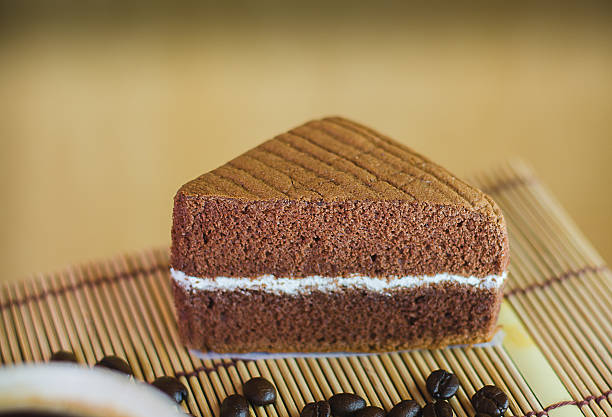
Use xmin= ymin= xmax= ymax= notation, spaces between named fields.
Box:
xmin=172 ymin=273 xmax=504 ymax=353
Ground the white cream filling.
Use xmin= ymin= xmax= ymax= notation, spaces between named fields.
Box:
xmin=171 ymin=268 xmax=506 ymax=294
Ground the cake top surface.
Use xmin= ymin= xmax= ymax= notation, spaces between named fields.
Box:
xmin=178 ymin=116 xmax=501 ymax=219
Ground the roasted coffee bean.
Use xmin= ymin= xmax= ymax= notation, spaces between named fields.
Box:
xmin=328 ymin=393 xmax=367 ymax=417
xmin=387 ymin=400 xmax=422 ymax=417
xmin=94 ymin=355 xmax=133 ymax=376
xmin=300 ymin=401 xmax=331 ymax=417
xmin=353 ymin=406 xmax=385 ymax=417
xmin=243 ymin=377 xmax=277 ymax=406
xmin=152 ymin=376 xmax=188 ymax=403
xmin=221 ymin=394 xmax=249 ymax=417
xmin=475 ymin=414 xmax=494 ymax=417
xmin=422 ymin=401 xmax=453 ymax=417
xmin=426 ymin=369 xmax=459 ymax=400
xmin=50 ymin=350 xmax=77 ymax=363
xmin=471 ymin=386 xmax=509 ymax=417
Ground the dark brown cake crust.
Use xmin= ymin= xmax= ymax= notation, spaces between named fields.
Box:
xmin=172 ymin=279 xmax=503 ymax=353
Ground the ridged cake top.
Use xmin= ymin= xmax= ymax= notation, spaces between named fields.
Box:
xmin=179 ymin=116 xmax=502 ymax=221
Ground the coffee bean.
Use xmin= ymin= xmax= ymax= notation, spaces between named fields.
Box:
xmin=475 ymin=414 xmax=494 ymax=417
xmin=221 ymin=394 xmax=249 ymax=417
xmin=328 ymin=393 xmax=367 ymax=417
xmin=426 ymin=370 xmax=459 ymax=400
xmin=422 ymin=401 xmax=453 ymax=417
xmin=243 ymin=377 xmax=277 ymax=406
xmin=95 ymin=355 xmax=133 ymax=376
xmin=353 ymin=406 xmax=385 ymax=417
xmin=387 ymin=400 xmax=422 ymax=417
xmin=471 ymin=386 xmax=508 ymax=417
xmin=50 ymin=350 xmax=77 ymax=363
xmin=301 ymin=401 xmax=331 ymax=417
xmin=152 ymin=376 xmax=188 ymax=403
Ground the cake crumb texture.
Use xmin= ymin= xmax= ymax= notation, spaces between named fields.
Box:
xmin=172 ymin=279 xmax=503 ymax=353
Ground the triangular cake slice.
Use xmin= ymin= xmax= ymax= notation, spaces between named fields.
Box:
xmin=171 ymin=117 xmax=509 ymax=353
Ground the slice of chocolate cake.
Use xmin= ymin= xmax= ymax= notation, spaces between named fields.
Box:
xmin=171 ymin=117 xmax=509 ymax=353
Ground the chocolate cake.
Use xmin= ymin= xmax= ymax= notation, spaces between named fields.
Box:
xmin=171 ymin=117 xmax=509 ymax=353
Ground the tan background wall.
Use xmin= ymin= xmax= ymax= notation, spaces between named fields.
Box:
xmin=1 ymin=4 xmax=611 ymax=281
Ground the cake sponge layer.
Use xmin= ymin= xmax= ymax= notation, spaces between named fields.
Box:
xmin=171 ymin=199 xmax=508 ymax=280
xmin=172 ymin=274 xmax=504 ymax=353
xmin=171 ymin=117 xmax=508 ymax=280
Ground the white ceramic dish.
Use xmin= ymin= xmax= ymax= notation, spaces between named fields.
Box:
xmin=0 ymin=364 xmax=185 ymax=417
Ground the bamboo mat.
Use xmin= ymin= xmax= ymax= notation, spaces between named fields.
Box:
xmin=1 ymin=161 xmax=611 ymax=417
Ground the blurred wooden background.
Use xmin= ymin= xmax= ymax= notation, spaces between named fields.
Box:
xmin=1 ymin=3 xmax=611 ymax=281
